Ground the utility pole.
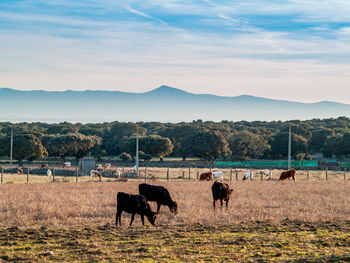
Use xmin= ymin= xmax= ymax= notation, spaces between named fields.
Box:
xmin=288 ymin=125 xmax=292 ymax=170
xmin=10 ymin=128 xmax=13 ymax=173
xmin=136 ymin=135 xmax=139 ymax=177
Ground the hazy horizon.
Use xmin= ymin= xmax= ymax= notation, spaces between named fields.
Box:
xmin=1 ymin=86 xmax=350 ymax=105
xmin=1 ymin=1 xmax=350 ymax=104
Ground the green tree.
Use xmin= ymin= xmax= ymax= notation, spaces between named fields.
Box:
xmin=159 ymin=124 xmax=207 ymax=161
xmin=42 ymin=133 xmax=102 ymax=160
xmin=0 ymin=134 xmax=48 ymax=165
xmin=103 ymin=122 xmax=146 ymax=155
xmin=120 ymin=135 xmax=173 ymax=161
xmin=228 ymin=131 xmax=270 ymax=160
xmin=119 ymin=152 xmax=132 ymax=162
xmin=309 ymin=128 xmax=335 ymax=153
xmin=183 ymin=131 xmax=230 ymax=161
xmin=269 ymin=132 xmax=308 ymax=158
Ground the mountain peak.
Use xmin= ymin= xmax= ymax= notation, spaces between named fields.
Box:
xmin=146 ymin=85 xmax=190 ymax=95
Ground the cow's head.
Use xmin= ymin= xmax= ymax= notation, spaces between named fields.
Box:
xmin=147 ymin=211 xmax=157 ymax=226
xmin=170 ymin=202 xmax=178 ymax=215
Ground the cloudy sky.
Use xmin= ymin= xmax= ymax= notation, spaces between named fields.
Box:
xmin=1 ymin=0 xmax=350 ymax=103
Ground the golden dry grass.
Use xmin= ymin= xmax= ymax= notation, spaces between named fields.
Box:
xmin=0 ymin=180 xmax=349 ymax=228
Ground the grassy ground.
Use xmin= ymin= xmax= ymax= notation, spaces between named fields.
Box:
xmin=0 ymin=221 xmax=349 ymax=262
xmin=0 ymin=180 xmax=349 ymax=261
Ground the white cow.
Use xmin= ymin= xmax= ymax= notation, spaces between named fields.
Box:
xmin=95 ymin=164 xmax=103 ymax=171
xmin=90 ymin=170 xmax=101 ymax=178
xmin=63 ymin=162 xmax=71 ymax=168
xmin=47 ymin=169 xmax=52 ymax=177
xmin=104 ymin=163 xmax=111 ymax=170
xmin=243 ymin=172 xmax=253 ymax=181
xmin=112 ymin=169 xmax=121 ymax=178
xmin=212 ymin=171 xmax=224 ymax=181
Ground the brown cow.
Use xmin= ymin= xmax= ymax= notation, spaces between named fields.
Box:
xmin=279 ymin=168 xmax=296 ymax=181
xmin=17 ymin=168 xmax=23 ymax=174
xmin=199 ymin=172 xmax=213 ymax=181
xmin=211 ymin=182 xmax=233 ymax=210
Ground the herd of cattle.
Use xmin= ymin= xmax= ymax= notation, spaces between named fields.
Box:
xmin=116 ymin=168 xmax=296 ymax=226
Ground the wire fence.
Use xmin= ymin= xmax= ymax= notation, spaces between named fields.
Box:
xmin=0 ymin=165 xmax=348 ymax=184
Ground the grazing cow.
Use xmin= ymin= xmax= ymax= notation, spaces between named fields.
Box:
xmin=63 ymin=162 xmax=71 ymax=168
xmin=95 ymin=164 xmax=103 ymax=172
xmin=17 ymin=168 xmax=23 ymax=174
xmin=90 ymin=170 xmax=101 ymax=178
xmin=212 ymin=171 xmax=224 ymax=181
xmin=199 ymin=172 xmax=213 ymax=181
xmin=112 ymin=169 xmax=121 ymax=178
xmin=47 ymin=169 xmax=52 ymax=177
xmin=116 ymin=192 xmax=157 ymax=226
xmin=139 ymin=183 xmax=178 ymax=214
xmin=211 ymin=182 xmax=233 ymax=210
xmin=279 ymin=168 xmax=296 ymax=181
xmin=243 ymin=172 xmax=253 ymax=181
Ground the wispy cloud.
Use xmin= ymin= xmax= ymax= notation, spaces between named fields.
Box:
xmin=124 ymin=5 xmax=152 ymax=19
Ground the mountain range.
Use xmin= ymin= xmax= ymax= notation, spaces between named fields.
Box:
xmin=0 ymin=86 xmax=349 ymax=123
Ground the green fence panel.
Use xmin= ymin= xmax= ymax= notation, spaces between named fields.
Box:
xmin=216 ymin=160 xmax=318 ymax=167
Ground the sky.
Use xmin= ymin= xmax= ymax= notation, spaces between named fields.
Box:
xmin=1 ymin=0 xmax=350 ymax=103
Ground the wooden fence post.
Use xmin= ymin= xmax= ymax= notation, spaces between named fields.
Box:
xmin=122 ymin=167 xmax=124 ymax=179
xmin=260 ymin=171 xmax=263 ymax=181
xmin=230 ymin=169 xmax=232 ymax=181
xmin=196 ymin=171 xmax=199 ymax=180
xmin=167 ymin=168 xmax=169 ymax=181
xmin=144 ymin=167 xmax=147 ymax=181
xmin=235 ymin=171 xmax=238 ymax=181
xmin=344 ymin=168 xmax=346 ymax=180
xmin=1 ymin=167 xmax=3 ymax=184
xmin=307 ymin=169 xmax=309 ymax=180
xmin=144 ymin=167 xmax=147 ymax=179
xmin=188 ymin=168 xmax=191 ymax=181
xmin=27 ymin=168 xmax=30 ymax=184
xmin=76 ymin=165 xmax=78 ymax=183
xmin=182 ymin=170 xmax=185 ymax=180
xmin=326 ymin=167 xmax=328 ymax=181
xmin=52 ymin=167 xmax=55 ymax=182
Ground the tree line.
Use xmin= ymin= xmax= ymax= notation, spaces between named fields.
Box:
xmin=0 ymin=117 xmax=349 ymax=164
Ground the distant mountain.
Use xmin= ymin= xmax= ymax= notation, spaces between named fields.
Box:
xmin=0 ymin=86 xmax=349 ymax=123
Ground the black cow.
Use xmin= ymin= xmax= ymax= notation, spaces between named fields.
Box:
xmin=116 ymin=192 xmax=157 ymax=226
xmin=139 ymin=183 xmax=178 ymax=215
xmin=211 ymin=182 xmax=233 ymax=210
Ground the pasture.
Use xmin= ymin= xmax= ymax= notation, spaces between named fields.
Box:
xmin=0 ymin=166 xmax=349 ymax=185
xmin=0 ymin=180 xmax=349 ymax=261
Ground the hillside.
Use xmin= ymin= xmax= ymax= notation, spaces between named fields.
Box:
xmin=0 ymin=86 xmax=349 ymax=122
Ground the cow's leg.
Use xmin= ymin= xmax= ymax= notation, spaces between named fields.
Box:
xmin=116 ymin=210 xmax=122 ymax=226
xmin=156 ymin=203 xmax=161 ymax=214
xmin=129 ymin=213 xmax=135 ymax=226
xmin=141 ymin=214 xmax=145 ymax=226
xmin=213 ymin=200 xmax=217 ymax=210
xmin=225 ymin=199 xmax=229 ymax=210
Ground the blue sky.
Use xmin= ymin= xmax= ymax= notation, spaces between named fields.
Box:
xmin=1 ymin=0 xmax=350 ymax=103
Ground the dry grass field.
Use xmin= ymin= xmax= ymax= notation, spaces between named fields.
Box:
xmin=0 ymin=180 xmax=349 ymax=227
xmin=0 ymin=177 xmax=349 ymax=261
